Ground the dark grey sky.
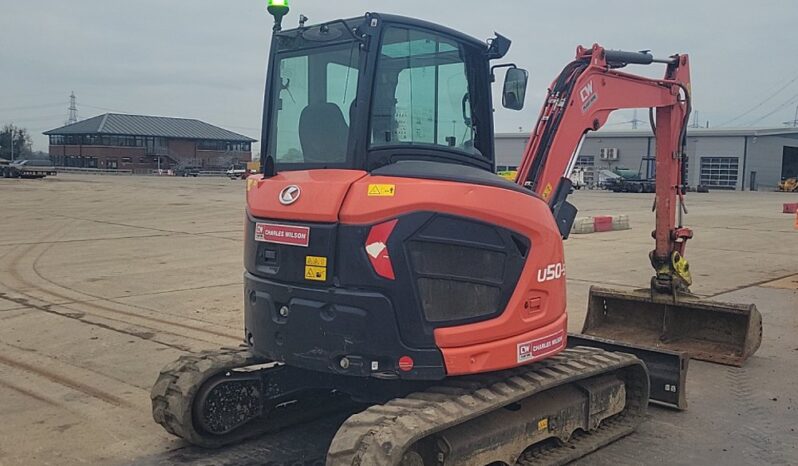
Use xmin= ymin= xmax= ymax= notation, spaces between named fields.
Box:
xmin=2 ymin=0 xmax=796 ymax=152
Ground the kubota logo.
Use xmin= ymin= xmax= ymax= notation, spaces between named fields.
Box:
xmin=537 ymin=263 xmax=565 ymax=283
xmin=278 ymin=185 xmax=301 ymax=205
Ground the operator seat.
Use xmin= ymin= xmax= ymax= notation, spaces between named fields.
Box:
xmin=299 ymin=102 xmax=349 ymax=163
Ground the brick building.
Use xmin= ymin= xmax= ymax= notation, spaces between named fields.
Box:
xmin=45 ymin=113 xmax=256 ymax=173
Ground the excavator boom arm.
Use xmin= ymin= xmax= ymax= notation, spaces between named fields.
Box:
xmin=516 ymin=44 xmax=691 ymax=271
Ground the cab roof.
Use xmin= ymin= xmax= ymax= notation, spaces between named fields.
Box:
xmin=279 ymin=12 xmax=489 ymax=51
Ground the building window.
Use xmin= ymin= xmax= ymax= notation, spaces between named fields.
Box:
xmin=197 ymin=140 xmax=251 ymax=151
xmin=143 ymin=137 xmax=167 ymax=154
xmin=700 ymin=156 xmax=738 ymax=189
xmin=198 ymin=140 xmax=220 ymax=150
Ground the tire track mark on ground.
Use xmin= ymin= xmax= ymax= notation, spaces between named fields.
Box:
xmin=0 ymin=224 xmax=195 ymax=409
xmin=706 ymin=272 xmax=798 ymax=299
xmin=0 ymin=233 xmax=177 ymax=247
xmin=726 ymin=367 xmax=788 ymax=465
xmin=24 ymin=215 xmax=243 ymax=334
xmin=3 ymin=340 xmax=151 ymax=396
xmin=0 ymin=224 xmax=245 ymax=414
xmin=0 ymin=228 xmax=222 ymax=355
xmin=31 ymin=253 xmax=241 ymax=334
xmin=0 ymin=292 xmax=192 ymax=352
xmin=6 ymin=239 xmax=240 ymax=343
xmin=0 ymin=378 xmax=62 ymax=407
xmin=0 ymin=352 xmax=132 ymax=408
xmin=52 ymin=214 xmax=242 ymax=243
xmin=30 ymin=270 xmax=242 ymax=338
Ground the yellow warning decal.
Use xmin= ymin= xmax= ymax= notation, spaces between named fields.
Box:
xmin=304 ymin=265 xmax=327 ymax=281
xmin=246 ymin=177 xmax=258 ymax=192
xmin=541 ymin=183 xmax=553 ymax=200
xmin=537 ymin=418 xmax=548 ymax=431
xmin=367 ymin=184 xmax=396 ymax=197
xmin=305 ymin=255 xmax=327 ymax=267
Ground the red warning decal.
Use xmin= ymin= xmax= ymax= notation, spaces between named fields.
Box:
xmin=254 ymin=222 xmax=310 ymax=247
xmin=517 ymin=330 xmax=565 ymax=363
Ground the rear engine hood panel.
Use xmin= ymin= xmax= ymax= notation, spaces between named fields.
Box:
xmin=247 ymin=170 xmax=367 ymax=222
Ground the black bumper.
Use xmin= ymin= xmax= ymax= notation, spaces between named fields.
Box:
xmin=244 ymin=272 xmax=446 ymax=380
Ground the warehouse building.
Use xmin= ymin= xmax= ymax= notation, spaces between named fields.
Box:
xmin=496 ymin=127 xmax=798 ymax=190
xmin=45 ymin=113 xmax=256 ymax=173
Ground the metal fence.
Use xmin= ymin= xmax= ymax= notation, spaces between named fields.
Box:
xmin=146 ymin=169 xmax=229 ymax=177
xmin=55 ymin=167 xmax=235 ymax=178
xmin=57 ymin=167 xmax=134 ymax=175
xmin=198 ymin=171 xmax=230 ymax=177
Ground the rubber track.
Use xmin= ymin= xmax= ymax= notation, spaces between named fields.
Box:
xmin=515 ymin=415 xmax=637 ymax=465
xmin=151 ymin=347 xmax=272 ymax=448
xmin=327 ymin=347 xmax=648 ymax=466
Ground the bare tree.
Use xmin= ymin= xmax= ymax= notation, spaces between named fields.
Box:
xmin=0 ymin=124 xmax=33 ymax=160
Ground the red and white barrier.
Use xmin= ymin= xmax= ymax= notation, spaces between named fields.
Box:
xmin=571 ymin=215 xmax=630 ymax=234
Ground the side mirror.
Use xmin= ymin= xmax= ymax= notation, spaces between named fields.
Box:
xmin=502 ymin=67 xmax=528 ymax=111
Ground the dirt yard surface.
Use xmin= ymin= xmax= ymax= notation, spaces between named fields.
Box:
xmin=0 ymin=174 xmax=795 ymax=466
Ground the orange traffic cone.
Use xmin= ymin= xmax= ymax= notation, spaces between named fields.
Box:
xmin=795 ymin=211 xmax=798 ymax=230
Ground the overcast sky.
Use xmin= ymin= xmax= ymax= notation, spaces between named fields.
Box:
xmin=2 ymin=0 xmax=797 ymax=152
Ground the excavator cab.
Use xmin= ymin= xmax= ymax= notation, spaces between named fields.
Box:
xmin=260 ymin=12 xmax=517 ymax=176
xmin=247 ymin=12 xmax=571 ymax=382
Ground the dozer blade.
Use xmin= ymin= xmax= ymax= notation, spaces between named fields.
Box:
xmin=582 ymin=286 xmax=762 ymax=366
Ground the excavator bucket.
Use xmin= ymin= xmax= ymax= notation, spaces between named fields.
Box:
xmin=582 ymin=286 xmax=762 ymax=366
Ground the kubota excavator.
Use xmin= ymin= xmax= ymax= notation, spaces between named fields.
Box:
xmin=152 ymin=5 xmax=762 ymax=464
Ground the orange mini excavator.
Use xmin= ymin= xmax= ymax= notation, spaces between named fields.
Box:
xmin=152 ymin=5 xmax=761 ymax=465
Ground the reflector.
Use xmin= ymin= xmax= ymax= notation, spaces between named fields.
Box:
xmin=365 ymin=219 xmax=398 ymax=280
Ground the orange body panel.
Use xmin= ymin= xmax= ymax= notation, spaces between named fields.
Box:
xmin=247 ymin=170 xmax=366 ymax=223
xmin=441 ymin=313 xmax=567 ymax=376
xmin=340 ymin=175 xmax=568 ymax=374
xmin=248 ymin=171 xmax=568 ymax=376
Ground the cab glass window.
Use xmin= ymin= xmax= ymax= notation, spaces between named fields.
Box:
xmin=370 ymin=27 xmax=481 ymax=157
xmin=269 ymin=43 xmax=360 ymax=164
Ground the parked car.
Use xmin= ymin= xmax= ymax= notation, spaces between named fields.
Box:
xmin=175 ymin=166 xmax=201 ymax=177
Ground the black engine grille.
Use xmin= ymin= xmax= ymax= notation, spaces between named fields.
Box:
xmin=404 ymin=215 xmax=527 ymax=325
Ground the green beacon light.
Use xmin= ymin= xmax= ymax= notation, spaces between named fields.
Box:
xmin=267 ymin=0 xmax=290 ymax=32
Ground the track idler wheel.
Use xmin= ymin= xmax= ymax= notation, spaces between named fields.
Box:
xmin=193 ymin=371 xmax=264 ymax=436
xmin=151 ymin=347 xmax=272 ymax=448
xmin=152 ymin=347 xmax=354 ymax=448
